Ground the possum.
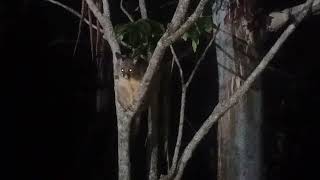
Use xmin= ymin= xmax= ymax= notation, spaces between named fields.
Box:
xmin=116 ymin=52 xmax=148 ymax=111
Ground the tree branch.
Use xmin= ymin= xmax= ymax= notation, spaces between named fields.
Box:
xmin=86 ymin=0 xmax=120 ymax=54
xmin=267 ymin=0 xmax=319 ymax=32
xmin=88 ymin=7 xmax=94 ymax=61
xmin=45 ymin=0 xmax=119 ymax=78
xmin=170 ymin=46 xmax=184 ymax=83
xmin=163 ymin=32 xmax=216 ymax=180
xmin=170 ymin=0 xmax=191 ymax=31
xmin=139 ymin=0 xmax=148 ymax=19
xmin=120 ymin=0 xmax=134 ymax=22
xmin=73 ymin=0 xmax=86 ymax=56
xmin=173 ymin=1 xmax=314 ymax=179
xmin=102 ymin=0 xmax=108 ymax=16
xmin=169 ymin=46 xmax=185 ymax=176
xmin=131 ymin=0 xmax=210 ymax=119
xmin=85 ymin=0 xmax=108 ymax=29
xmin=45 ymin=0 xmax=101 ymax=31
xmin=166 ymin=0 xmax=210 ymax=45
xmin=185 ymin=32 xmax=216 ymax=87
xmin=85 ymin=1 xmax=131 ymax=180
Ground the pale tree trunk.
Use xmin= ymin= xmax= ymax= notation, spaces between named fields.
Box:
xmin=213 ymin=0 xmax=263 ymax=179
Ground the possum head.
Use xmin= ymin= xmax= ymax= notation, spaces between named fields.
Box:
xmin=116 ymin=52 xmax=146 ymax=80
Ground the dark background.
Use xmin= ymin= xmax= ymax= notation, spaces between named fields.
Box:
xmin=5 ymin=0 xmax=320 ymax=179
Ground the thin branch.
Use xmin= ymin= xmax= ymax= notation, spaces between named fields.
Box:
xmin=45 ymin=0 xmax=100 ymax=31
xmin=88 ymin=8 xmax=94 ymax=61
xmin=174 ymin=1 xmax=314 ymax=179
xmin=85 ymin=0 xmax=108 ymax=31
xmin=267 ymin=0 xmax=320 ymax=31
xmin=166 ymin=0 xmax=210 ymax=44
xmin=73 ymin=0 xmax=86 ymax=56
xmin=139 ymin=0 xmax=148 ymax=19
xmin=120 ymin=0 xmax=134 ymax=22
xmin=171 ymin=86 xmax=187 ymax=176
xmin=170 ymin=46 xmax=184 ymax=83
xmin=88 ymin=0 xmax=120 ymax=53
xmin=95 ymin=2 xmax=101 ymax=56
xmin=185 ymin=31 xmax=217 ymax=87
xmin=169 ymin=46 xmax=185 ymax=174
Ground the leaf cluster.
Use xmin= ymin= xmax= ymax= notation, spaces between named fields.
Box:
xmin=115 ymin=19 xmax=164 ymax=58
xmin=182 ymin=16 xmax=216 ymax=52
xmin=115 ymin=16 xmax=217 ymax=57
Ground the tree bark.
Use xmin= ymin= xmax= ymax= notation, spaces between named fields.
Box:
xmin=213 ymin=0 xmax=262 ymax=179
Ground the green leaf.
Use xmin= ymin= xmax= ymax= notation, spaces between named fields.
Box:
xmin=182 ymin=33 xmax=188 ymax=41
xmin=192 ymin=40 xmax=198 ymax=52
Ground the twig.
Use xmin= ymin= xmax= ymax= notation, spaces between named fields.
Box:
xmin=45 ymin=0 xmax=100 ymax=31
xmin=85 ymin=0 xmax=108 ymax=31
xmin=73 ymin=0 xmax=86 ymax=56
xmin=170 ymin=46 xmax=184 ymax=83
xmin=95 ymin=1 xmax=102 ymax=56
xmin=173 ymin=1 xmax=314 ymax=179
xmin=88 ymin=7 xmax=94 ymax=61
xmin=120 ymin=0 xmax=134 ymax=22
xmin=185 ymin=31 xmax=217 ymax=87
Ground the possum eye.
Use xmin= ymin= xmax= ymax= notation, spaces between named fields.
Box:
xmin=121 ymin=68 xmax=124 ymax=72
xmin=129 ymin=69 xmax=132 ymax=72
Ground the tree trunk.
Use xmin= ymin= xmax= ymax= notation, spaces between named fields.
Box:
xmin=213 ymin=0 xmax=263 ymax=179
xmin=118 ymin=116 xmax=131 ymax=180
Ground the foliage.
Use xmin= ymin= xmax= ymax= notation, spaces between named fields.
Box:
xmin=115 ymin=16 xmax=216 ymax=57
xmin=182 ymin=16 xmax=216 ymax=52
xmin=115 ymin=19 xmax=164 ymax=58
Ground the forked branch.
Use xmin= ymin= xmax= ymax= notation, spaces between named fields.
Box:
xmin=46 ymin=0 xmax=211 ymax=120
xmin=173 ymin=1 xmax=314 ymax=179
xmin=132 ymin=0 xmax=210 ymax=119
xmin=164 ymin=32 xmax=216 ymax=180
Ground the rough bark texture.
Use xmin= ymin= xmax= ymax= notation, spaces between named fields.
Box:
xmin=213 ymin=0 xmax=262 ymax=179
